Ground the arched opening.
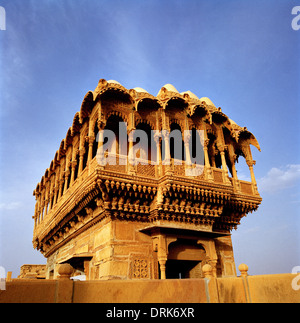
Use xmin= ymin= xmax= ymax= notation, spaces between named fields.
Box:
xmin=189 ymin=127 xmax=205 ymax=167
xmin=165 ymin=240 xmax=206 ymax=279
xmin=82 ymin=135 xmax=89 ymax=170
xmin=92 ymin=122 xmax=99 ymax=159
xmin=169 ymin=122 xmax=184 ymax=162
xmin=99 ymin=114 xmax=128 ymax=167
xmin=134 ymin=122 xmax=155 ymax=164
xmin=73 ymin=150 xmax=80 ymax=181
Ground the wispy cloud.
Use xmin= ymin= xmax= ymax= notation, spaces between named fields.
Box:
xmin=258 ymin=164 xmax=300 ymax=194
xmin=0 ymin=202 xmax=21 ymax=211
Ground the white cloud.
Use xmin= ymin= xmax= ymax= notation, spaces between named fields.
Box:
xmin=0 ymin=202 xmax=21 ymax=210
xmin=258 ymin=164 xmax=300 ymax=194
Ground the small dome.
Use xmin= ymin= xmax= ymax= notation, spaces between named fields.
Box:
xmin=181 ymin=90 xmax=199 ymax=100
xmin=200 ymin=97 xmax=215 ymax=107
xmin=107 ymin=80 xmax=122 ymax=85
xmin=157 ymin=83 xmax=179 ymax=96
xmin=229 ymin=118 xmax=237 ymax=125
xmin=133 ymin=87 xmax=148 ymax=93
xmin=162 ymin=84 xmax=179 ymax=93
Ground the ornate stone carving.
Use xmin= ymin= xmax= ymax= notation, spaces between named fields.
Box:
xmin=32 ymin=79 xmax=261 ymax=280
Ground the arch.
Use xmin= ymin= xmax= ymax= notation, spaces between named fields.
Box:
xmin=211 ymin=110 xmax=229 ymax=124
xmin=134 ymin=122 xmax=155 ymax=163
xmin=189 ymin=127 xmax=205 ymax=167
xmin=106 ymin=110 xmax=129 ymax=125
xmin=71 ymin=112 xmax=81 ymax=136
xmin=79 ymin=91 xmax=94 ymax=121
xmin=81 ymin=128 xmax=89 ymax=171
xmin=166 ymin=239 xmax=206 ymax=279
xmin=237 ymin=129 xmax=261 ymax=152
xmin=136 ymin=98 xmax=161 ymax=113
xmin=65 ymin=128 xmax=73 ymax=149
xmin=168 ymin=240 xmax=206 ymax=261
xmin=58 ymin=139 xmax=66 ymax=158
xmin=169 ymin=122 xmax=184 ymax=161
xmin=103 ymin=114 xmax=128 ymax=156
xmin=165 ymin=96 xmax=188 ymax=113
xmin=190 ymin=104 xmax=211 ymax=124
xmin=91 ymin=121 xmax=99 ymax=159
xmin=49 ymin=160 xmax=55 ymax=172
xmin=96 ymin=84 xmax=135 ymax=106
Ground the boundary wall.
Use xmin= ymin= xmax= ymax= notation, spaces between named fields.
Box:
xmin=0 ymin=273 xmax=299 ymax=303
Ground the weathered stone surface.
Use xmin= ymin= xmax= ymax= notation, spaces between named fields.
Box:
xmin=31 ymin=79 xmax=261 ymax=280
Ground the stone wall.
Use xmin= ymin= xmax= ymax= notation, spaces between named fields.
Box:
xmin=1 ymin=270 xmax=299 ymax=303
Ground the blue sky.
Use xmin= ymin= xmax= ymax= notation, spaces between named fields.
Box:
xmin=0 ymin=0 xmax=299 ymax=277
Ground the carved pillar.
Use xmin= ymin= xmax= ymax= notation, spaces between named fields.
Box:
xmin=152 ymin=233 xmax=177 ymax=280
xmin=211 ymin=146 xmax=217 ymax=168
xmin=70 ymin=160 xmax=77 ymax=185
xmin=203 ymin=138 xmax=213 ymax=181
xmin=162 ymin=130 xmax=173 ymax=175
xmin=219 ymin=146 xmax=231 ymax=184
xmin=48 ymin=174 xmax=55 ymax=211
xmin=63 ymin=167 xmax=70 ymax=194
xmin=227 ymin=144 xmax=240 ymax=192
xmin=231 ymin=158 xmax=240 ymax=191
xmin=127 ymin=125 xmax=137 ymax=175
xmin=40 ymin=187 xmax=46 ymax=221
xmin=34 ymin=193 xmax=40 ymax=229
xmin=184 ymin=130 xmax=192 ymax=170
xmin=154 ymin=131 xmax=162 ymax=177
xmin=96 ymin=120 xmax=106 ymax=168
xmin=58 ymin=178 xmax=64 ymax=200
xmin=247 ymin=159 xmax=258 ymax=194
xmin=78 ymin=148 xmax=85 ymax=174
xmin=159 ymin=259 xmax=167 ymax=279
xmin=162 ymin=130 xmax=171 ymax=164
xmin=44 ymin=180 xmax=50 ymax=216
xmin=87 ymin=135 xmax=95 ymax=163
xmin=53 ymin=166 xmax=60 ymax=206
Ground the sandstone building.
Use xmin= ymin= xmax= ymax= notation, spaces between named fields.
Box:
xmin=32 ymin=79 xmax=261 ymax=280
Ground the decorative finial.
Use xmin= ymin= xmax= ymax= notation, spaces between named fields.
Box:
xmin=58 ymin=263 xmax=73 ymax=280
xmin=238 ymin=263 xmax=249 ymax=277
xmin=202 ymin=264 xmax=213 ymax=278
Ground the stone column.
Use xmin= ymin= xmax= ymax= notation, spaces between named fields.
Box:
xmin=63 ymin=168 xmax=70 ymax=194
xmin=162 ymin=130 xmax=172 ymax=175
xmin=58 ymin=178 xmax=64 ymax=200
xmin=127 ymin=130 xmax=136 ymax=175
xmin=70 ymin=160 xmax=77 ymax=185
xmin=96 ymin=129 xmax=105 ymax=168
xmin=184 ymin=131 xmax=192 ymax=176
xmin=158 ymin=258 xmax=167 ymax=280
xmin=247 ymin=160 xmax=258 ymax=194
xmin=87 ymin=135 xmax=95 ymax=163
xmin=154 ymin=131 xmax=162 ymax=177
xmin=78 ymin=147 xmax=85 ymax=174
xmin=219 ymin=146 xmax=231 ymax=184
xmin=203 ymin=138 xmax=213 ymax=181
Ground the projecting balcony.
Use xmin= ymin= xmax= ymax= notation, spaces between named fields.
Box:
xmin=33 ymin=152 xmax=260 ymax=240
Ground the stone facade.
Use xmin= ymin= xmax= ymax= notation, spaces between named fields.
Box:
xmin=18 ymin=265 xmax=46 ymax=279
xmin=32 ymin=79 xmax=262 ymax=280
